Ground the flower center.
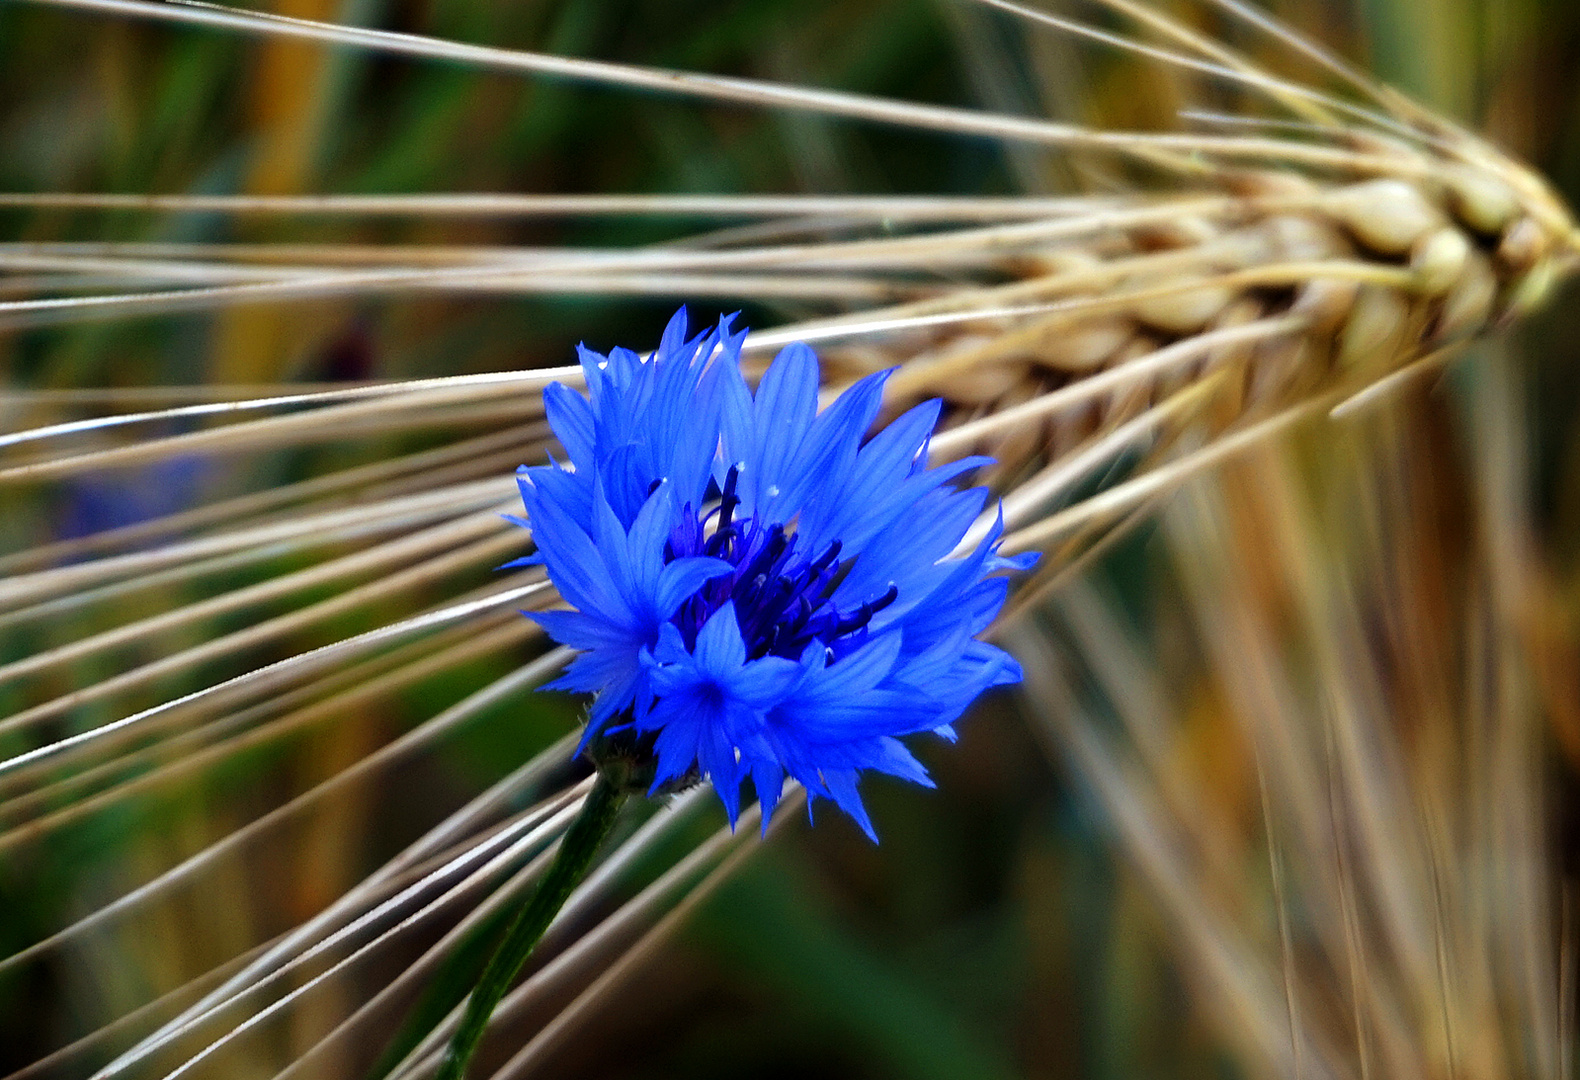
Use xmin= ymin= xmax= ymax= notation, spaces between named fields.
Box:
xmin=664 ymin=466 xmax=897 ymax=662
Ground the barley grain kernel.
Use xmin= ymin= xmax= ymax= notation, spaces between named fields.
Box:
xmin=983 ymin=381 xmax=1043 ymax=486
xmin=1508 ymin=260 xmax=1558 ymax=318
xmin=1247 ymin=336 xmax=1308 ymax=405
xmin=1206 ymin=301 xmax=1262 ymax=425
xmin=1338 ymin=286 xmax=1409 ymax=372
xmin=1103 ymin=338 xmax=1160 ymax=425
xmin=1435 ymin=251 xmax=1496 ymax=341
xmin=1291 ymin=278 xmax=1358 ymax=334
xmin=1498 ymin=217 xmax=1549 ymax=271
xmin=1034 ymin=318 xmax=1132 ymax=372
xmin=1132 ymin=216 xmax=1218 ymax=251
xmin=1329 ymin=180 xmax=1441 ymax=255
xmin=1446 ymin=167 xmax=1520 ymax=235
xmin=1228 ymin=170 xmax=1320 ymax=199
xmin=1022 ymin=249 xmax=1103 ymax=278
xmin=929 ymin=358 xmax=1031 ymax=405
xmin=1134 ymin=282 xmax=1233 ymax=335
xmin=1260 ymin=214 xmax=1349 ymax=262
xmin=1410 ymin=227 xmax=1471 ymax=296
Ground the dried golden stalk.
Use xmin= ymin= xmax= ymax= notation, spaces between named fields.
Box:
xmin=1010 ymin=355 xmax=1560 ymax=1080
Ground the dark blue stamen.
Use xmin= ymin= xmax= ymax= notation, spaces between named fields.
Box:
xmin=716 ymin=465 xmax=740 ymax=534
xmin=668 ymin=495 xmax=890 ymax=662
xmin=830 ymin=584 xmax=898 ymax=638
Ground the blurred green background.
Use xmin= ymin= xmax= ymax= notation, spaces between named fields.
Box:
xmin=5 ymin=0 xmax=1580 ymax=1076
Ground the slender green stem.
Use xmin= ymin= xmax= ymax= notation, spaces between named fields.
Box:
xmin=435 ymin=772 xmax=627 ymax=1080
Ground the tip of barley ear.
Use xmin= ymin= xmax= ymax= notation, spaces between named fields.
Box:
xmin=1508 ymin=260 xmax=1560 ymax=319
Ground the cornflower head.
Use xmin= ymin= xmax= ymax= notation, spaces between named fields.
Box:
xmin=511 ymin=308 xmax=1034 ymax=839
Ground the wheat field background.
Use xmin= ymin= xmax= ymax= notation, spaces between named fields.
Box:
xmin=3 ymin=0 xmax=1580 ymax=1077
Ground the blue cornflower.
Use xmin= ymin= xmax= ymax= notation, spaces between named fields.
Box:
xmin=510 ymin=308 xmax=1033 ymax=839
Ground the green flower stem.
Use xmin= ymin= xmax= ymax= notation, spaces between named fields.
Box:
xmin=435 ymin=772 xmax=627 ymax=1080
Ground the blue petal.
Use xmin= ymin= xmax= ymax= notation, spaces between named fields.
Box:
xmin=622 ymin=483 xmax=679 ymax=599
xmin=577 ymin=344 xmax=609 ymax=406
xmin=524 ymin=497 xmax=630 ymax=626
xmin=800 ymin=399 xmax=941 ymax=556
xmin=727 ymin=656 xmax=803 ymax=708
xmin=821 ymin=770 xmax=878 ymax=842
xmin=653 ymin=557 xmax=735 ymax=620
xmin=793 ymin=631 xmax=901 ymax=702
xmin=692 ymin=600 xmax=746 ymax=672
xmin=648 ymin=706 xmax=703 ymax=787
xmin=525 ymin=608 xmax=636 ymax=651
xmin=543 ymin=381 xmax=596 ymax=467
xmin=752 ymin=761 xmax=784 ymax=834
xmin=774 ymin=368 xmax=888 ymax=521
xmin=738 ymin=342 xmax=819 ymax=518
xmin=870 ymin=737 xmax=934 ymax=787
xmin=657 ymin=306 xmax=691 ymax=360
